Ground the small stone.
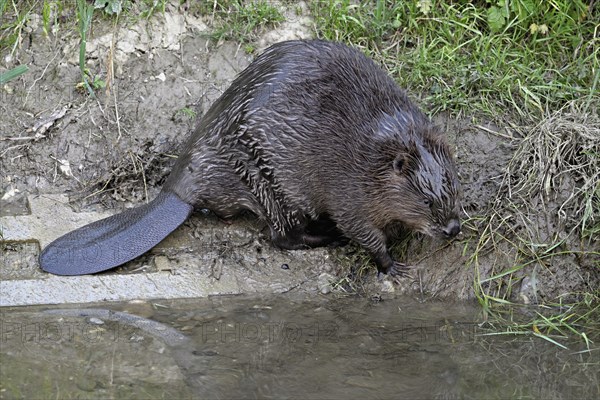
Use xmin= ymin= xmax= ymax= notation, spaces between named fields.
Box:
xmin=154 ymin=256 xmax=171 ymax=271
xmin=129 ymin=334 xmax=145 ymax=342
xmin=380 ymin=280 xmax=395 ymax=293
xmin=76 ymin=379 xmax=97 ymax=392
xmin=317 ymin=272 xmax=335 ymax=294
xmin=1 ymin=187 xmax=19 ymax=200
xmin=57 ymin=159 xmax=74 ymax=178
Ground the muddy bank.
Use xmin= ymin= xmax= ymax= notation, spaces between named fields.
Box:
xmin=1 ymin=6 xmax=597 ymax=303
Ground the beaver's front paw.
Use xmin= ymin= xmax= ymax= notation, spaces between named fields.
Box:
xmin=377 ymin=261 xmax=411 ymax=279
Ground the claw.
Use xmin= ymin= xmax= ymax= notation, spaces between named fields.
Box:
xmin=376 ymin=261 xmax=412 ymax=279
xmin=388 ymin=262 xmax=411 ymax=277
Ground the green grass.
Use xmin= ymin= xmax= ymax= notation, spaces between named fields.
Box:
xmin=311 ymin=0 xmax=598 ymax=119
xmin=205 ymin=0 xmax=284 ymax=43
xmin=75 ymin=0 xmax=95 ymax=97
xmin=0 ymin=0 xmax=35 ymax=55
xmin=3 ymin=2 xmax=596 ymax=116
xmin=184 ymin=0 xmax=284 ymax=45
xmin=476 ymin=291 xmax=599 ymax=350
xmin=0 ymin=63 xmax=28 ymax=84
xmin=175 ymin=106 xmax=197 ymax=120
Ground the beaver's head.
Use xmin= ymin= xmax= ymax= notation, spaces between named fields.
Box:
xmin=370 ymin=113 xmax=461 ymax=240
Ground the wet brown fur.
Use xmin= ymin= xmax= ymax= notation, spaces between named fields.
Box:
xmin=164 ymin=40 xmax=462 ymax=276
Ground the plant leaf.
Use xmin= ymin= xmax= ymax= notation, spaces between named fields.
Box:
xmin=487 ymin=6 xmax=506 ymax=33
xmin=0 ymin=65 xmax=29 ymax=85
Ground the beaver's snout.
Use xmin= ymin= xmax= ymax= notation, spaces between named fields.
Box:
xmin=442 ymin=219 xmax=461 ymax=239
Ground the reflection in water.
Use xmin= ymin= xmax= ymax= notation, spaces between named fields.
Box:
xmin=1 ymin=295 xmax=598 ymax=399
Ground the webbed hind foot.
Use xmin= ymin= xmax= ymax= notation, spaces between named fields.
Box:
xmin=270 ymin=223 xmax=346 ymax=250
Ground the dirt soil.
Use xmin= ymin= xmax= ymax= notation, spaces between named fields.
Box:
xmin=1 ymin=6 xmax=597 ymax=302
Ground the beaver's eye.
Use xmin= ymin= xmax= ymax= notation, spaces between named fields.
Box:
xmin=424 ymin=199 xmax=433 ymax=208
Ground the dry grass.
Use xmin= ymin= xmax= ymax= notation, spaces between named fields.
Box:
xmin=467 ymin=100 xmax=599 ymax=344
xmin=472 ymin=100 xmax=599 ymax=291
xmin=78 ymin=145 xmax=177 ymax=206
xmin=506 ymin=101 xmax=600 ymax=241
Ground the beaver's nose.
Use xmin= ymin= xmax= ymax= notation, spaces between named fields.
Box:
xmin=442 ymin=219 xmax=461 ymax=238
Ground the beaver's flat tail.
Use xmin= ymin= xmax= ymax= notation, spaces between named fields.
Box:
xmin=40 ymin=190 xmax=193 ymax=276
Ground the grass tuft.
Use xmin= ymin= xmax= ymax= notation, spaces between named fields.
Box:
xmin=185 ymin=0 xmax=284 ymax=44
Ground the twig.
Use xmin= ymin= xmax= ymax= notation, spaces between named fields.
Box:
xmin=475 ymin=124 xmax=516 ymax=140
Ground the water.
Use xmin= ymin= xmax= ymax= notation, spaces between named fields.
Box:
xmin=1 ymin=295 xmax=598 ymax=399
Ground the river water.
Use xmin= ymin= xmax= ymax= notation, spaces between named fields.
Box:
xmin=1 ymin=294 xmax=597 ymax=399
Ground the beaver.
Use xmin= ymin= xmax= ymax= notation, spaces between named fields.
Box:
xmin=40 ymin=39 xmax=461 ymax=277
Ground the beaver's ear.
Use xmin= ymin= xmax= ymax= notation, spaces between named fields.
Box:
xmin=392 ymin=139 xmax=419 ymax=175
xmin=393 ymin=154 xmax=406 ymax=174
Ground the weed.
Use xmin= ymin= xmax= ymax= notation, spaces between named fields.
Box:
xmin=41 ymin=0 xmax=50 ymax=36
xmin=175 ymin=107 xmax=197 ymax=119
xmin=93 ymin=0 xmax=129 ymax=16
xmin=139 ymin=0 xmax=167 ymax=19
xmin=76 ymin=0 xmax=95 ymax=97
xmin=0 ymin=0 xmax=8 ymax=18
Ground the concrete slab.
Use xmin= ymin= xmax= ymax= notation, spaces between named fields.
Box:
xmin=0 ymin=194 xmax=333 ymax=307
xmin=1 ymin=194 xmax=113 ymax=248
xmin=0 ymin=269 xmax=235 ymax=306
